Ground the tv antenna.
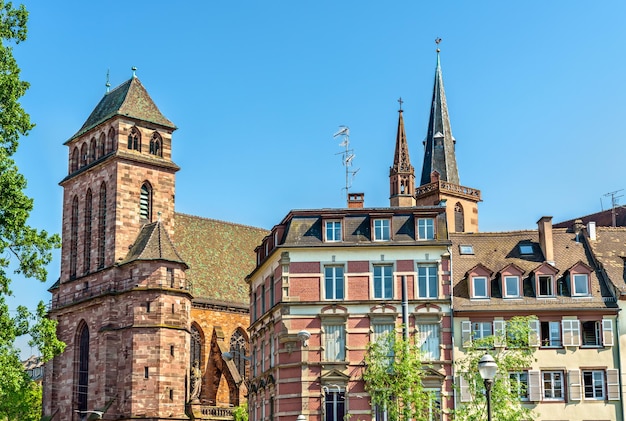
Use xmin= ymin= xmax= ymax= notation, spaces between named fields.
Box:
xmin=333 ymin=126 xmax=359 ymax=199
xmin=604 ymin=189 xmax=624 ymax=227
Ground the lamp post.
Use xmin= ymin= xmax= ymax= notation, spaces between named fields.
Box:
xmin=477 ymin=354 xmax=497 ymax=421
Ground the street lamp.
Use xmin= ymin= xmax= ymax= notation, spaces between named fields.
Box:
xmin=477 ymin=354 xmax=497 ymax=421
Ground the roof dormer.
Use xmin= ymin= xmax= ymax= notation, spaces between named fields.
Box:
xmin=498 ymin=263 xmax=525 ymax=299
xmin=466 ymin=263 xmax=493 ymax=299
xmin=565 ymin=261 xmax=593 ymax=297
xmin=531 ymin=262 xmax=559 ymax=298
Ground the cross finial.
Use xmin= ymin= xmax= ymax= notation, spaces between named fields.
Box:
xmin=397 ymin=97 xmax=404 ymax=112
xmin=435 ymin=37 xmax=442 ymax=53
xmin=131 ymin=66 xmax=137 ymax=78
xmin=105 ymin=69 xmax=111 ymax=93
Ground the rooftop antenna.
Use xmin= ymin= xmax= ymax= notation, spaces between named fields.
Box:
xmin=604 ymin=189 xmax=623 ymax=227
xmin=105 ymin=69 xmax=111 ymax=94
xmin=333 ymin=126 xmax=359 ymax=200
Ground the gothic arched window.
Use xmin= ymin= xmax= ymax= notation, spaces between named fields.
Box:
xmin=89 ymin=138 xmax=96 ymax=163
xmin=70 ymin=196 xmax=79 ymax=279
xmin=454 ymin=202 xmax=464 ymax=233
xmin=190 ymin=324 xmax=202 ymax=371
xmin=108 ymin=127 xmax=116 ymax=153
xmin=76 ymin=323 xmax=89 ymax=415
xmin=149 ymin=132 xmax=162 ymax=157
xmin=71 ymin=147 xmax=79 ymax=173
xmin=83 ymin=189 xmax=92 ymax=274
xmin=140 ymin=182 xmax=152 ymax=221
xmin=97 ymin=183 xmax=106 ymax=269
xmin=80 ymin=143 xmax=88 ymax=167
xmin=99 ymin=133 xmax=106 ymax=158
xmin=128 ymin=127 xmax=140 ymax=151
xmin=230 ymin=329 xmax=249 ymax=378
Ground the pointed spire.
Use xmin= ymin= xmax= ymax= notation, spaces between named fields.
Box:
xmin=389 ymin=98 xmax=415 ymax=207
xmin=420 ymin=47 xmax=460 ymax=186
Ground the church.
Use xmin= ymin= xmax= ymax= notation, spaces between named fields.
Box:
xmin=42 ymin=75 xmax=267 ymax=420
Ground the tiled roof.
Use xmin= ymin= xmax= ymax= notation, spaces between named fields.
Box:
xmin=555 ymin=207 xmax=626 ymax=229
xmin=451 ymin=229 xmax=617 ymax=312
xmin=121 ymin=221 xmax=186 ymax=265
xmin=68 ymin=77 xmax=175 ymax=142
xmin=588 ymin=227 xmax=626 ymax=295
xmin=173 ymin=213 xmax=268 ymax=304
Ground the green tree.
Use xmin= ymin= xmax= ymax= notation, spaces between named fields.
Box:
xmin=363 ymin=331 xmax=436 ymax=421
xmin=454 ymin=316 xmax=537 ymax=421
xmin=0 ymin=1 xmax=64 ymax=419
xmin=233 ymin=402 xmax=248 ymax=421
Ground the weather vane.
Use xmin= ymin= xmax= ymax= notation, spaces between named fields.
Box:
xmin=435 ymin=37 xmax=442 ymax=53
xmin=398 ymin=97 xmax=403 ymax=112
xmin=132 ymin=66 xmax=137 ymax=78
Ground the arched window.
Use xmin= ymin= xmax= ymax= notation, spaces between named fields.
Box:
xmin=108 ymin=128 xmax=116 ymax=153
xmin=80 ymin=143 xmax=88 ymax=167
xmin=89 ymin=138 xmax=96 ymax=163
xmin=230 ymin=329 xmax=249 ymax=378
xmin=149 ymin=132 xmax=162 ymax=157
xmin=83 ymin=189 xmax=92 ymax=274
xmin=71 ymin=147 xmax=79 ymax=173
xmin=454 ymin=202 xmax=464 ymax=233
xmin=190 ymin=324 xmax=202 ymax=373
xmin=99 ymin=133 xmax=106 ymax=158
xmin=70 ymin=196 xmax=79 ymax=279
xmin=98 ymin=183 xmax=106 ymax=269
xmin=76 ymin=323 xmax=89 ymax=415
xmin=128 ymin=127 xmax=141 ymax=151
xmin=140 ymin=182 xmax=152 ymax=221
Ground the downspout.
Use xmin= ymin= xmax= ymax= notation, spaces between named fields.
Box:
xmin=448 ymin=245 xmax=456 ymax=419
xmin=614 ymin=306 xmax=624 ymax=421
xmin=402 ymin=275 xmax=409 ymax=340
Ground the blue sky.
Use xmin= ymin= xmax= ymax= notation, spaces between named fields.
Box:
xmin=8 ymin=1 xmax=626 ymax=355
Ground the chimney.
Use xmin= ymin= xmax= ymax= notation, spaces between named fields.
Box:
xmin=537 ymin=216 xmax=554 ymax=264
xmin=347 ymin=193 xmax=364 ymax=209
xmin=587 ymin=221 xmax=596 ymax=241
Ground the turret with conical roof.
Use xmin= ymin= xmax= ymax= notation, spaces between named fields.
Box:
xmin=415 ymin=48 xmax=481 ymax=233
xmin=389 ymin=98 xmax=416 ymax=207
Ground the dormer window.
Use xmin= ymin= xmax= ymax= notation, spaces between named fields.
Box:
xmin=472 ymin=276 xmax=489 ymax=299
xmin=519 ymin=244 xmax=534 ymax=255
xmin=504 ymin=276 xmax=521 ymax=298
xmin=572 ymin=274 xmax=590 ymax=296
xmin=537 ymin=275 xmax=554 ymax=297
xmin=373 ymin=219 xmax=390 ymax=241
xmin=417 ymin=218 xmax=435 ymax=240
xmin=325 ymin=220 xmax=342 ymax=242
xmin=459 ymin=245 xmax=474 ymax=255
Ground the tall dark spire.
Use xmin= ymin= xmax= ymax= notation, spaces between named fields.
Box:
xmin=389 ymin=98 xmax=415 ymax=207
xmin=420 ymin=50 xmax=460 ymax=186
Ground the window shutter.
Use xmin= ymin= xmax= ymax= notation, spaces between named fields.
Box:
xmin=568 ymin=369 xmax=581 ymax=401
xmin=493 ymin=320 xmax=506 ymax=348
xmin=562 ymin=320 xmax=580 ymax=347
xmin=602 ymin=319 xmax=614 ymax=346
xmin=528 ymin=319 xmax=540 ymax=347
xmin=528 ymin=370 xmax=541 ymax=402
xmin=461 ymin=321 xmax=472 ymax=348
xmin=607 ymin=369 xmax=620 ymax=401
xmin=458 ymin=375 xmax=471 ymax=402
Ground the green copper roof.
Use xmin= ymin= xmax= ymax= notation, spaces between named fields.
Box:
xmin=68 ymin=77 xmax=175 ymax=142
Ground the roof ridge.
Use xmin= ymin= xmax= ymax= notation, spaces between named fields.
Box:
xmin=175 ymin=212 xmax=268 ymax=231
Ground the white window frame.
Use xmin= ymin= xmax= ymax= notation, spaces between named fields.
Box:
xmin=417 ymin=264 xmax=438 ymax=298
xmin=542 ymin=371 xmax=564 ymax=400
xmin=572 ymin=273 xmax=590 ymax=296
xmin=581 ymin=320 xmax=602 ymax=347
xmin=509 ymin=371 xmax=529 ymax=401
xmin=417 ymin=218 xmax=435 ymax=240
xmin=373 ymin=265 xmax=393 ymax=299
xmin=417 ymin=323 xmax=440 ymax=361
xmin=373 ymin=219 xmax=390 ymax=241
xmin=325 ymin=220 xmax=342 ymax=242
xmin=323 ymin=323 xmax=346 ymax=361
xmin=583 ymin=370 xmax=605 ymax=400
xmin=472 ymin=321 xmax=492 ymax=341
xmin=472 ymin=276 xmax=488 ymax=299
xmin=324 ymin=265 xmax=345 ymax=300
xmin=503 ymin=276 xmax=520 ymax=298
xmin=540 ymin=321 xmax=562 ymax=347
xmin=537 ymin=275 xmax=554 ymax=297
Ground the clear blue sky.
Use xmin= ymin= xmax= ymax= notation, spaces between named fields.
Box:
xmin=9 ymin=1 xmax=626 ymax=356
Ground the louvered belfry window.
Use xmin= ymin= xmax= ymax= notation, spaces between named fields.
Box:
xmin=140 ymin=182 xmax=152 ymax=221
xmin=77 ymin=324 xmax=89 ymax=414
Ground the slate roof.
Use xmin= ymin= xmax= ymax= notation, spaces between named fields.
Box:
xmin=68 ymin=77 xmax=175 ymax=142
xmin=173 ymin=213 xmax=268 ymax=305
xmin=587 ymin=227 xmax=626 ymax=296
xmin=121 ymin=221 xmax=186 ymax=266
xmin=451 ymin=229 xmax=617 ymax=312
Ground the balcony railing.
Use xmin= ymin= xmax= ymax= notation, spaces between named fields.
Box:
xmin=189 ymin=404 xmax=235 ymax=420
xmin=415 ymin=180 xmax=482 ymax=201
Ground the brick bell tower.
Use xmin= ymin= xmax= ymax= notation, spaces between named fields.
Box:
xmin=43 ymin=73 xmax=193 ymax=421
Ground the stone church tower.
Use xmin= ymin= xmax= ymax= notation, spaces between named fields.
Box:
xmin=414 ymin=50 xmax=481 ymax=232
xmin=44 ymin=75 xmax=193 ymax=420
